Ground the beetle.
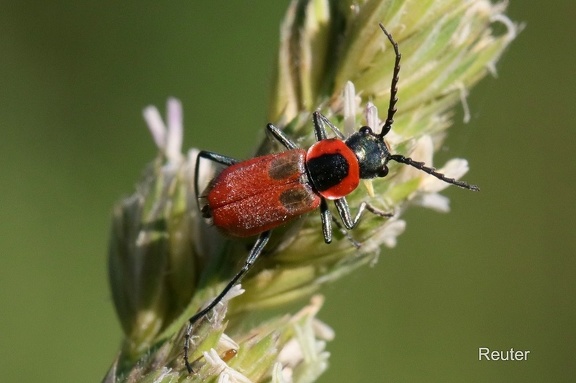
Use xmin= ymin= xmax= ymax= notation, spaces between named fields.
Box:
xmin=183 ymin=24 xmax=479 ymax=372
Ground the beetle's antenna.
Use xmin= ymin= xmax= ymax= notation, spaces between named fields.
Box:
xmin=377 ymin=24 xmax=477 ymax=192
xmin=388 ymin=154 xmax=480 ymax=191
xmin=379 ymin=23 xmax=401 ymax=139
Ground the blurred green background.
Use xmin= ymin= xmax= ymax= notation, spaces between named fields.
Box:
xmin=1 ymin=1 xmax=574 ymax=382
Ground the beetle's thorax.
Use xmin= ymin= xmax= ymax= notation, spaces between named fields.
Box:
xmin=305 ymin=139 xmax=360 ymax=200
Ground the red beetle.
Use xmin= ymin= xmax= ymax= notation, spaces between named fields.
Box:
xmin=184 ymin=24 xmax=478 ymax=372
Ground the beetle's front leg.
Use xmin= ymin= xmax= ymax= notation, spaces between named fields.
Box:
xmin=334 ymin=197 xmax=392 ymax=230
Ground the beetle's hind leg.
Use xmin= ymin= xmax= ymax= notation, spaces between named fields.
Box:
xmin=183 ymin=230 xmax=271 ymax=373
xmin=194 ymin=150 xmax=239 ymax=210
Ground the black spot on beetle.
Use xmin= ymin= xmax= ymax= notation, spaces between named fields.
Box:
xmin=307 ymin=153 xmax=349 ymax=192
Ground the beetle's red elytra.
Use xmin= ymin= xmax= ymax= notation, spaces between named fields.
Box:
xmin=183 ymin=24 xmax=479 ymax=373
xmin=206 ymin=149 xmax=320 ymax=237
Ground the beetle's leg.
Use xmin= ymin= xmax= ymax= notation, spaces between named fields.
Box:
xmin=268 ymin=113 xmax=345 ymax=147
xmin=196 ymin=150 xmax=238 ymax=166
xmin=319 ymin=198 xmax=362 ymax=247
xmin=194 ymin=150 xmax=239 ymax=211
xmin=330 ymin=215 xmax=361 ymax=248
xmin=312 ymin=111 xmax=328 ymax=141
xmin=334 ymin=197 xmax=392 ymax=230
xmin=312 ymin=111 xmax=347 ymax=140
xmin=266 ymin=123 xmax=299 ymax=150
xmin=183 ymin=230 xmax=271 ymax=373
xmin=319 ymin=198 xmax=332 ymax=244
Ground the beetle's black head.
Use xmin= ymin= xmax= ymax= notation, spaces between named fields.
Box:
xmin=345 ymin=126 xmax=392 ymax=180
